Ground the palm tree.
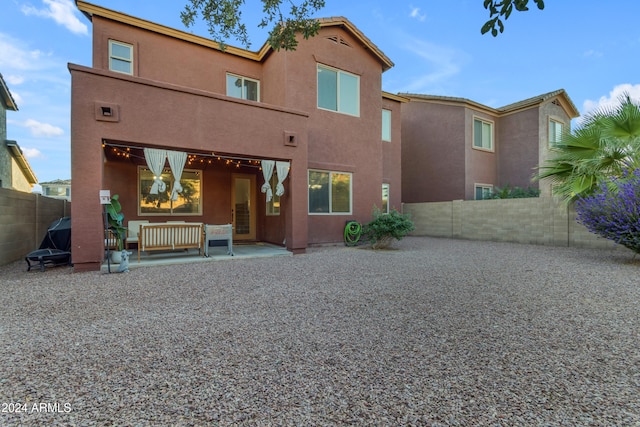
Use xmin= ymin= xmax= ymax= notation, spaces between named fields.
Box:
xmin=536 ymin=93 xmax=640 ymax=202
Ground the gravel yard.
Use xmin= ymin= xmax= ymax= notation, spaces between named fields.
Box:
xmin=1 ymin=236 xmax=639 ymax=426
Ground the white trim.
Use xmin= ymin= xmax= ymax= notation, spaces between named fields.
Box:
xmin=226 ymin=72 xmax=260 ymax=101
xmin=308 ymin=169 xmax=353 ymax=215
xmin=474 ymin=183 xmax=494 ymax=200
xmin=108 ymin=39 xmax=133 ymax=75
xmin=316 ymin=64 xmax=360 ymax=117
xmin=472 ymin=116 xmax=494 ymax=152
xmin=382 ymin=109 xmax=392 ymax=142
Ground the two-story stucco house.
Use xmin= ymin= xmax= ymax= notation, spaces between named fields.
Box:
xmin=400 ymin=90 xmax=579 ymax=202
xmin=1 ymin=73 xmax=37 ymax=192
xmin=70 ymin=2 xmax=403 ymax=271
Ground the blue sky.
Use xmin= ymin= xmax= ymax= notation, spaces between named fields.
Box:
xmin=3 ymin=0 xmax=640 ymax=185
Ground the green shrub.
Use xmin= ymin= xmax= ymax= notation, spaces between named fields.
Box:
xmin=487 ymin=185 xmax=540 ymax=199
xmin=363 ymin=208 xmax=415 ymax=249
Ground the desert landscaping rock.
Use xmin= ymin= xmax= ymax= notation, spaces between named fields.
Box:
xmin=1 ymin=237 xmax=638 ymax=426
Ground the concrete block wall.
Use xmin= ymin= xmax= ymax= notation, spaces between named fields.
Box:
xmin=404 ymin=197 xmax=623 ymax=251
xmin=0 ymin=188 xmax=70 ymax=266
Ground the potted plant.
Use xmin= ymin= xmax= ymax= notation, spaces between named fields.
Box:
xmin=106 ymin=194 xmax=127 ymax=262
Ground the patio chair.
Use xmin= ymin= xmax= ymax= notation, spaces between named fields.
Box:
xmin=125 ymin=220 xmax=149 ymax=249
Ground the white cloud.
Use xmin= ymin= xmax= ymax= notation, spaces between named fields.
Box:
xmin=22 ymin=147 xmax=45 ymax=159
xmin=16 ymin=119 xmax=65 ymax=137
xmin=409 ymin=6 xmax=426 ymax=22
xmin=582 ymin=84 xmax=640 ymax=116
xmin=21 ymin=0 xmax=88 ymax=36
xmin=9 ymin=90 xmax=24 ymax=107
xmin=0 ymin=33 xmax=55 ymax=71
xmin=5 ymin=75 xmax=25 ymax=85
xmin=583 ymin=49 xmax=603 ymax=58
xmin=401 ymin=38 xmax=468 ymax=92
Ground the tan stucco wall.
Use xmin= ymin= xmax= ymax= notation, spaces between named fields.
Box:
xmin=0 ymin=188 xmax=70 ymax=266
xmin=404 ymin=197 xmax=626 ymax=251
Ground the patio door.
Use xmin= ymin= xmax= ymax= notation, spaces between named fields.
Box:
xmin=232 ymin=174 xmax=256 ymax=241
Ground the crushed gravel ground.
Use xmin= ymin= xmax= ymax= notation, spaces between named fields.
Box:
xmin=1 ymin=236 xmax=639 ymax=426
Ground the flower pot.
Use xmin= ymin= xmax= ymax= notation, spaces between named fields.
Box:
xmin=110 ymin=250 xmax=122 ymax=264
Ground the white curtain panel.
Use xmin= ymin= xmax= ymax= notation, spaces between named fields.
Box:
xmin=143 ymin=148 xmax=167 ymax=194
xmin=275 ymin=161 xmax=290 ymax=197
xmin=260 ymin=160 xmax=275 ymax=202
xmin=167 ymin=150 xmax=187 ymax=201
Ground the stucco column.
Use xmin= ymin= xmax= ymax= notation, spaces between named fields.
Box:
xmin=70 ymin=68 xmax=106 ymax=272
xmin=285 ymin=158 xmax=308 ymax=254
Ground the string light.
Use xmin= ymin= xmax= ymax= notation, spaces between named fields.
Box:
xmin=102 ymin=141 xmax=284 ymax=170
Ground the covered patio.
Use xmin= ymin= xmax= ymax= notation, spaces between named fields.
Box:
xmin=102 ymin=242 xmax=291 ymax=273
xmin=70 ymin=63 xmax=309 ymax=272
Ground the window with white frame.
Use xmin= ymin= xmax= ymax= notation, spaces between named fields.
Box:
xmin=109 ymin=40 xmax=133 ymax=75
xmin=473 ymin=118 xmax=493 ymax=151
xmin=382 ymin=109 xmax=392 ymax=142
xmin=317 ymin=64 xmax=359 ymax=116
xmin=382 ymin=183 xmax=390 ymax=213
xmin=308 ymin=170 xmax=352 ymax=214
xmin=138 ymin=167 xmax=202 ymax=215
xmin=266 ymin=174 xmax=280 ymax=215
xmin=226 ymin=73 xmax=260 ymax=101
xmin=475 ymin=184 xmax=493 ymax=200
xmin=549 ymin=119 xmax=564 ymax=147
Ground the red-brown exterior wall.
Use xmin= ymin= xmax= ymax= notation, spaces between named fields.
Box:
xmin=70 ymin=8 xmax=401 ymax=270
xmin=401 ymin=101 xmax=466 ymax=202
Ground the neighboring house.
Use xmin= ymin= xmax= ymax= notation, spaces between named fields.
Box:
xmin=40 ymin=179 xmax=71 ymax=201
xmin=0 ymin=74 xmax=37 ymax=192
xmin=400 ymin=89 xmax=579 ymax=202
xmin=70 ymin=1 xmax=403 ymax=271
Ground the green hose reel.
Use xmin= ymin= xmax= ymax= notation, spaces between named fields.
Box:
xmin=344 ymin=221 xmax=362 ymax=246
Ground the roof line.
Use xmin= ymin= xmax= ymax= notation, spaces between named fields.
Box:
xmin=75 ymin=1 xmax=393 ymax=70
xmin=0 ymin=74 xmax=18 ymax=111
xmin=401 ymin=89 xmax=580 ymax=118
xmin=6 ymin=140 xmax=37 ymax=184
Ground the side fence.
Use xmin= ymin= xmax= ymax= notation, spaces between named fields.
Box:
xmin=403 ymin=197 xmax=622 ymax=251
xmin=0 ymin=188 xmax=71 ymax=266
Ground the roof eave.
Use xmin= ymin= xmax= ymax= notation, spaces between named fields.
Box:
xmin=6 ymin=141 xmax=37 ymax=184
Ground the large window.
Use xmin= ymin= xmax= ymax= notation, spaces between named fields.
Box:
xmin=109 ymin=40 xmax=133 ymax=75
xmin=382 ymin=183 xmax=390 ymax=213
xmin=382 ymin=109 xmax=392 ymax=142
xmin=226 ymin=73 xmax=259 ymax=101
xmin=549 ymin=119 xmax=564 ymax=147
xmin=473 ymin=118 xmax=493 ymax=151
xmin=138 ymin=167 xmax=202 ymax=215
xmin=475 ymin=184 xmax=493 ymax=200
xmin=308 ymin=170 xmax=352 ymax=214
xmin=317 ymin=64 xmax=359 ymax=116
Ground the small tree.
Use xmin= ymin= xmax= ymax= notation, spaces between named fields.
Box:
xmin=362 ymin=208 xmax=415 ymax=250
xmin=575 ymin=169 xmax=640 ymax=254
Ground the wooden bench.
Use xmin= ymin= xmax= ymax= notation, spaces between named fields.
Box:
xmin=138 ymin=222 xmax=204 ymax=262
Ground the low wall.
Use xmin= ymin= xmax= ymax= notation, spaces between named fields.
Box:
xmin=403 ymin=197 xmax=624 ymax=251
xmin=0 ymin=188 xmax=70 ymax=266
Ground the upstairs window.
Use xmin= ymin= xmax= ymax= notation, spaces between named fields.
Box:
xmin=109 ymin=40 xmax=133 ymax=75
xmin=317 ymin=64 xmax=359 ymax=116
xmin=549 ymin=119 xmax=564 ymax=147
xmin=382 ymin=109 xmax=392 ymax=142
xmin=473 ymin=118 xmax=494 ymax=151
xmin=226 ymin=74 xmax=259 ymax=101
